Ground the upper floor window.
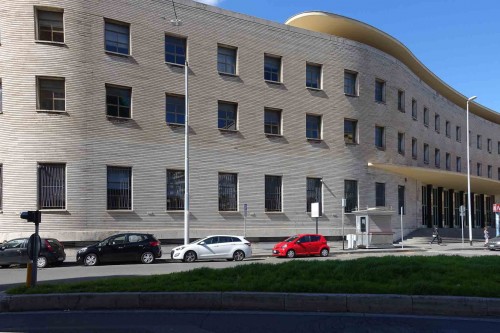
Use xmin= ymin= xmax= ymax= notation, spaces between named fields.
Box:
xmin=397 ymin=90 xmax=405 ymax=112
xmin=306 ymin=177 xmax=322 ymax=213
xmin=477 ymin=163 xmax=482 ymax=176
xmin=498 ymin=167 xmax=500 ymax=180
xmin=167 ymin=169 xmax=184 ymax=210
xmin=306 ymin=63 xmax=322 ymax=89
xmin=456 ymin=156 xmax=462 ymax=172
xmin=107 ymin=166 xmax=132 ymax=210
xmin=477 ymin=135 xmax=482 ymax=149
xmin=218 ymin=101 xmax=237 ymax=130
xmin=487 ymin=138 xmax=492 ymax=153
xmin=423 ymin=107 xmax=429 ymax=126
xmin=265 ymin=175 xmax=282 ymax=212
xmin=488 ymin=165 xmax=492 ymax=179
xmin=165 ymin=35 xmax=186 ymax=65
xmin=344 ymin=70 xmax=357 ymax=96
xmin=434 ymin=114 xmax=440 ymax=132
xmin=38 ymin=163 xmax=66 ymax=209
xmin=374 ymin=79 xmax=385 ymax=103
xmin=264 ymin=108 xmax=282 ymax=135
xmin=398 ymin=132 xmax=405 ymax=155
xmin=424 ymin=143 xmax=429 ymax=164
xmin=411 ymin=99 xmax=417 ymax=119
xmin=375 ymin=182 xmax=385 ymax=207
xmin=435 ymin=149 xmax=440 ymax=168
xmin=446 ymin=153 xmax=451 ymax=170
xmin=456 ymin=126 xmax=461 ymax=142
xmin=37 ymin=77 xmax=65 ymax=111
xmin=166 ymin=94 xmax=185 ymax=125
xmin=106 ymin=85 xmax=131 ymax=118
xmin=36 ymin=8 xmax=64 ymax=43
xmin=0 ymin=80 xmax=2 ymax=113
xmin=412 ymin=137 xmax=417 ymax=159
xmin=264 ymin=55 xmax=281 ymax=82
xmin=218 ymin=172 xmax=237 ymax=211
xmin=105 ymin=20 xmax=130 ymax=55
xmin=375 ymin=125 xmax=385 ymax=149
xmin=498 ymin=141 xmax=500 ymax=154
xmin=398 ymin=185 xmax=405 ymax=215
xmin=306 ymin=114 xmax=322 ymax=140
xmin=217 ymin=45 xmax=237 ymax=75
xmin=344 ymin=119 xmax=357 ymax=144
xmin=445 ymin=121 xmax=450 ymax=137
xmin=344 ymin=180 xmax=358 ymax=213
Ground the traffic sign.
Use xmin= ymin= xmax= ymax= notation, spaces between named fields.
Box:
xmin=493 ymin=204 xmax=500 ymax=213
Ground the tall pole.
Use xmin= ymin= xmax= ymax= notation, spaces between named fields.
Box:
xmin=184 ymin=60 xmax=190 ymax=245
xmin=400 ymin=206 xmax=404 ymax=249
xmin=341 ymin=198 xmax=346 ymax=250
xmin=466 ymin=96 xmax=477 ymax=246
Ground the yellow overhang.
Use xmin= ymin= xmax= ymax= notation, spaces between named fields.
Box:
xmin=285 ymin=12 xmax=500 ymax=125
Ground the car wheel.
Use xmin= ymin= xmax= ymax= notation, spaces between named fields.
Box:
xmin=183 ymin=250 xmax=197 ymax=263
xmin=141 ymin=251 xmax=155 ymax=264
xmin=37 ymin=256 xmax=48 ymax=268
xmin=84 ymin=253 xmax=98 ymax=266
xmin=233 ymin=250 xmax=245 ymax=261
xmin=286 ymin=249 xmax=296 ymax=258
xmin=320 ymin=248 xmax=329 ymax=257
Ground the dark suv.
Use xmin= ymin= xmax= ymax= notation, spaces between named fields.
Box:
xmin=76 ymin=233 xmax=162 ymax=266
xmin=0 ymin=238 xmax=66 ymax=268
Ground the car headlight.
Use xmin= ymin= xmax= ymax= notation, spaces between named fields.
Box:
xmin=281 ymin=244 xmax=288 ymax=249
xmin=77 ymin=247 xmax=87 ymax=253
xmin=174 ymin=246 xmax=185 ymax=251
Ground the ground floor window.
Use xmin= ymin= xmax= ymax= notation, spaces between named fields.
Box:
xmin=38 ymin=163 xmax=66 ymax=209
xmin=375 ymin=182 xmax=385 ymax=207
xmin=422 ymin=186 xmax=428 ymax=226
xmin=306 ymin=177 xmax=322 ymax=213
xmin=265 ymin=175 xmax=282 ymax=212
xmin=166 ymin=170 xmax=184 ymax=210
xmin=398 ymin=185 xmax=405 ymax=215
xmin=107 ymin=166 xmax=132 ymax=210
xmin=344 ymin=180 xmax=358 ymax=213
xmin=218 ymin=173 xmax=237 ymax=211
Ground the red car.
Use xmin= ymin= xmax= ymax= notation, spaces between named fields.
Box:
xmin=272 ymin=234 xmax=330 ymax=258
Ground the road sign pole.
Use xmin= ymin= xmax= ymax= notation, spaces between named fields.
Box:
xmin=460 ymin=205 xmax=465 ymax=247
xmin=341 ymin=199 xmax=346 ymax=250
xmin=243 ymin=204 xmax=248 ymax=237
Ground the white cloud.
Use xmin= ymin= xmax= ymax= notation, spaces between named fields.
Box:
xmin=195 ymin=0 xmax=224 ymax=6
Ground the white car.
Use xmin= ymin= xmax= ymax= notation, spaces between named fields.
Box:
xmin=170 ymin=235 xmax=252 ymax=263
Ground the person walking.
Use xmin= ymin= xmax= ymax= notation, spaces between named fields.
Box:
xmin=484 ymin=227 xmax=489 ymax=247
xmin=430 ymin=227 xmax=442 ymax=245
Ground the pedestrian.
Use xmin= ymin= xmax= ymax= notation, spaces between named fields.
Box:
xmin=430 ymin=227 xmax=441 ymax=245
xmin=484 ymin=227 xmax=489 ymax=247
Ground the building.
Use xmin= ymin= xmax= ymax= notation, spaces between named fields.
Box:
xmin=0 ymin=0 xmax=499 ymax=242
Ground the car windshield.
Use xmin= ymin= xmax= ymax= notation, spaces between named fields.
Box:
xmin=284 ymin=236 xmax=298 ymax=242
xmin=190 ymin=238 xmax=207 ymax=244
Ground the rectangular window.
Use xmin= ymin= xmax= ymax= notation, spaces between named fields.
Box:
xmin=104 ymin=20 xmax=130 ymax=55
xmin=456 ymin=126 xmax=461 ymax=142
xmin=456 ymin=157 xmax=461 ymax=172
xmin=398 ymin=132 xmax=405 ymax=155
xmin=488 ymin=165 xmax=492 ymax=179
xmin=435 ymin=114 xmax=440 ymax=132
xmin=217 ymin=45 xmax=237 ymax=75
xmin=397 ymin=90 xmax=405 ymax=112
xmin=487 ymin=138 xmax=492 ymax=153
xmin=165 ymin=35 xmax=186 ymax=65
xmin=424 ymin=143 xmax=429 ymax=164
xmin=218 ymin=102 xmax=237 ymax=130
xmin=398 ymin=185 xmax=405 ymax=215
xmin=0 ymin=165 xmax=3 ymax=210
xmin=0 ymin=80 xmax=2 ymax=113
xmin=38 ymin=163 xmax=66 ymax=209
xmin=264 ymin=108 xmax=281 ymax=135
xmin=375 ymin=79 xmax=385 ymax=102
xmin=265 ymin=175 xmax=282 ymax=212
xmin=375 ymin=182 xmax=385 ymax=207
xmin=306 ymin=63 xmax=322 ymax=89
xmin=106 ymin=85 xmax=131 ymax=118
xmin=36 ymin=9 xmax=64 ymax=43
xmin=412 ymin=137 xmax=417 ymax=159
xmin=218 ymin=172 xmax=237 ymax=211
xmin=375 ymin=126 xmax=385 ymax=149
xmin=498 ymin=167 xmax=500 ymax=181
xmin=498 ymin=141 xmax=500 ymax=154
xmin=445 ymin=121 xmax=450 ymax=138
xmin=344 ymin=180 xmax=358 ymax=213
xmin=423 ymin=107 xmax=429 ymax=126
xmin=435 ymin=149 xmax=440 ymax=168
xmin=306 ymin=177 xmax=322 ymax=213
xmin=264 ymin=55 xmax=281 ymax=82
xmin=477 ymin=163 xmax=482 ymax=176
xmin=37 ymin=77 xmax=65 ymax=111
xmin=166 ymin=94 xmax=185 ymax=125
xmin=344 ymin=70 xmax=357 ymax=95
xmin=446 ymin=153 xmax=451 ymax=170
xmin=477 ymin=135 xmax=482 ymax=149
xmin=344 ymin=119 xmax=357 ymax=144
xmin=306 ymin=114 xmax=322 ymax=140
xmin=166 ymin=170 xmax=184 ymax=210
xmin=411 ymin=99 xmax=417 ymax=119
xmin=107 ymin=166 xmax=132 ymax=210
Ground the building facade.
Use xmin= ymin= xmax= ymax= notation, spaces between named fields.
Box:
xmin=0 ymin=0 xmax=499 ymax=242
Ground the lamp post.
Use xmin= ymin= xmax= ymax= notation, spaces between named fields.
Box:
xmin=466 ymin=95 xmax=477 ymax=246
xmin=184 ymin=60 xmax=190 ymax=245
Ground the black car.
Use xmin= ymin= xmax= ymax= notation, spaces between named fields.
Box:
xmin=0 ymin=238 xmax=66 ymax=268
xmin=76 ymin=233 xmax=162 ymax=266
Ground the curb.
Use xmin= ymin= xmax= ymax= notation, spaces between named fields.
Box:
xmin=1 ymin=292 xmax=499 ymax=317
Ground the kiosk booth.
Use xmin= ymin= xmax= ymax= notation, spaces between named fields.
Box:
xmin=351 ymin=208 xmax=395 ymax=248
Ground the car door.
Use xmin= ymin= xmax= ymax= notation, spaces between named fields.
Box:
xmin=123 ymin=234 xmax=146 ymax=261
xmin=0 ymin=239 xmax=27 ymax=265
xmin=196 ymin=237 xmax=218 ymax=259
xmin=213 ymin=236 xmax=233 ymax=258
xmin=294 ymin=236 xmax=309 ymax=255
xmin=308 ymin=235 xmax=321 ymax=254
xmin=100 ymin=235 xmax=128 ymax=263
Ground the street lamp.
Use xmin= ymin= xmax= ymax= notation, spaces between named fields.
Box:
xmin=466 ymin=95 xmax=477 ymax=246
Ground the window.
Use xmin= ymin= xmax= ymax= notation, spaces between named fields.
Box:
xmin=423 ymin=107 xmax=429 ymax=126
xmin=477 ymin=135 xmax=482 ymax=149
xmin=498 ymin=141 xmax=500 ymax=154
xmin=166 ymin=170 xmax=184 ymax=210
xmin=218 ymin=172 xmax=237 ymax=211
xmin=37 ymin=77 xmax=65 ymax=111
xmin=344 ymin=180 xmax=358 ymax=213
xmin=375 ymin=79 xmax=385 ymax=102
xmin=445 ymin=121 xmax=450 ymax=138
xmin=36 ymin=9 xmax=64 ymax=43
xmin=306 ymin=114 xmax=322 ymax=140
xmin=264 ymin=108 xmax=281 ymax=135
xmin=487 ymin=138 xmax=492 ymax=153
xmin=306 ymin=63 xmax=322 ymax=89
xmin=488 ymin=165 xmax=492 ymax=179
xmin=398 ymin=185 xmax=405 ymax=215
xmin=344 ymin=119 xmax=357 ymax=144
xmin=375 ymin=182 xmax=385 ymax=207
xmin=456 ymin=126 xmax=461 ymax=142
xmin=498 ymin=167 xmax=500 ymax=181
xmin=265 ymin=175 xmax=282 ymax=212
xmin=344 ymin=71 xmax=357 ymax=95
xmin=306 ymin=177 xmax=322 ymax=213
xmin=217 ymin=45 xmax=237 ymax=75
xmin=107 ymin=166 xmax=132 ymax=210
xmin=106 ymin=85 xmax=131 ymax=118
xmin=264 ymin=55 xmax=281 ymax=82
xmin=165 ymin=35 xmax=186 ymax=65
xmin=435 ymin=149 xmax=440 ymax=168
xmin=166 ymin=94 xmax=185 ymax=125
xmin=375 ymin=126 xmax=385 ymax=149
xmin=424 ymin=143 xmax=429 ymax=164
xmin=104 ymin=20 xmax=130 ymax=55
xmin=446 ymin=153 xmax=451 ymax=170
xmin=411 ymin=99 xmax=417 ymax=119
xmin=0 ymin=165 xmax=2 ymax=210
xmin=397 ymin=132 xmax=405 ymax=155
xmin=218 ymin=102 xmax=237 ymax=130
xmin=0 ymin=80 xmax=2 ymax=113
xmin=38 ymin=163 xmax=65 ymax=209
xmin=435 ymin=114 xmax=440 ymax=132
xmin=477 ymin=163 xmax=482 ymax=176
xmin=397 ymin=90 xmax=405 ymax=112
xmin=456 ymin=157 xmax=461 ymax=172
xmin=412 ymin=137 xmax=417 ymax=159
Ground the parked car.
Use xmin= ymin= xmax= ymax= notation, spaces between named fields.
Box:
xmin=0 ymin=237 xmax=66 ymax=268
xmin=272 ymin=234 xmax=330 ymax=258
xmin=77 ymin=233 xmax=162 ymax=266
xmin=171 ymin=235 xmax=252 ymax=263
xmin=487 ymin=236 xmax=500 ymax=251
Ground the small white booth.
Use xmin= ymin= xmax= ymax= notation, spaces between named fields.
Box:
xmin=351 ymin=207 xmax=395 ymax=248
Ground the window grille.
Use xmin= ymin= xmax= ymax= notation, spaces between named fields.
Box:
xmin=265 ymin=175 xmax=282 ymax=212
xmin=107 ymin=166 xmax=131 ymax=210
xmin=218 ymin=173 xmax=237 ymax=211
xmin=306 ymin=178 xmax=322 ymax=213
xmin=167 ymin=170 xmax=184 ymax=210
xmin=38 ymin=163 xmax=65 ymax=209
xmin=344 ymin=180 xmax=358 ymax=213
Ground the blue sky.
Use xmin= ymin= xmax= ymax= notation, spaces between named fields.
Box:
xmin=196 ymin=0 xmax=499 ymax=113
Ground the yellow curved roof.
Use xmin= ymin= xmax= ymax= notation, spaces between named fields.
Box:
xmin=286 ymin=12 xmax=500 ymax=125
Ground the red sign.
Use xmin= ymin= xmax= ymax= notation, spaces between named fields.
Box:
xmin=493 ymin=204 xmax=500 ymax=213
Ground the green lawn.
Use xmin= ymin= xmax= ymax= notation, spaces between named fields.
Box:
xmin=8 ymin=256 xmax=500 ymax=297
